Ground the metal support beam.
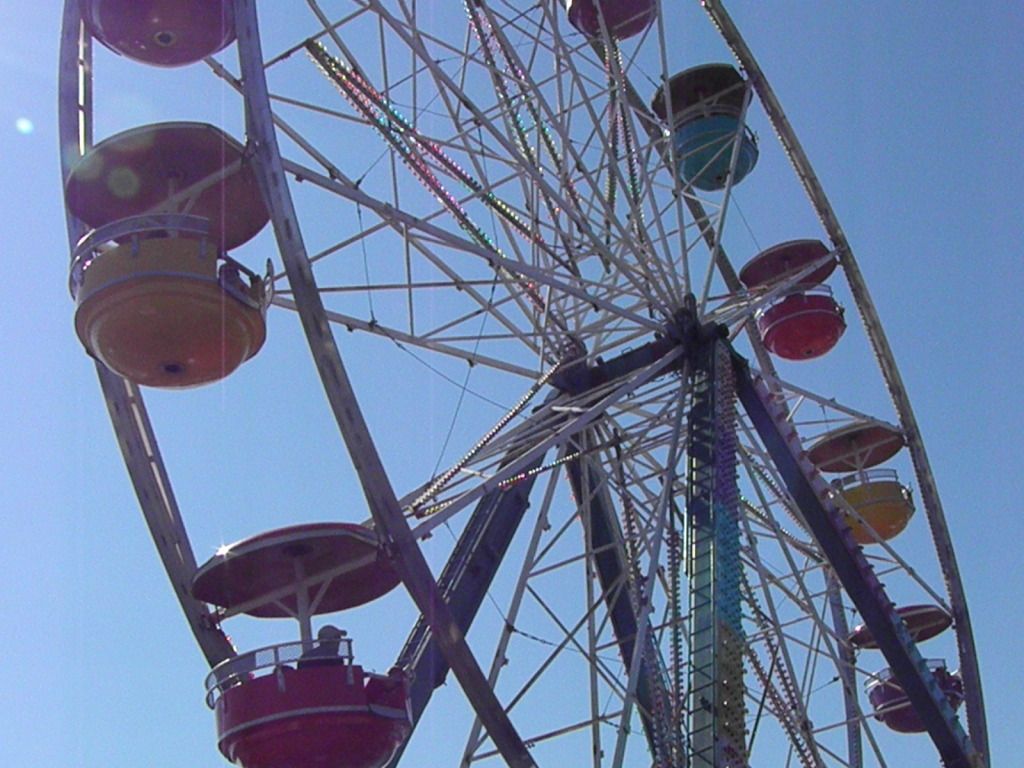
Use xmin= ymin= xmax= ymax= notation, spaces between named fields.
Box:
xmin=734 ymin=352 xmax=980 ymax=768
xmin=390 ymin=456 xmax=543 ymax=764
xmin=565 ymin=442 xmax=676 ymax=760
xmin=686 ymin=342 xmax=746 ymax=768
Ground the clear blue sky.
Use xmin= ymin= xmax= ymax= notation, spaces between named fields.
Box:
xmin=1 ymin=2 xmax=1021 ymax=767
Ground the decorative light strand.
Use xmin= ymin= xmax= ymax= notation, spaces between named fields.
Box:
xmin=410 ymin=359 xmax=564 ymax=514
xmin=463 ymin=3 xmax=584 ymax=275
xmin=306 ymin=42 xmax=549 ymax=314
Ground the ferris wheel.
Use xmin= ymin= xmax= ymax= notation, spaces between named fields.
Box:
xmin=59 ymin=2 xmax=988 ymax=768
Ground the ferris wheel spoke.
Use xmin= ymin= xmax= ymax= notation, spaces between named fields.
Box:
xmin=459 ymin=445 xmax=568 ymax=765
xmin=271 ymin=295 xmax=540 ymax=377
xmin=642 ymin=9 xmax=694 ymax=294
xmin=462 ymin=8 xmax=595 ymax=284
xmin=692 ymin=89 xmax=753 ymax=316
xmin=304 ymin=35 xmax=581 ymax=283
xmin=385 ymin=0 xmax=681 ymax=318
xmin=273 ymin=157 xmax=667 ymax=357
xmin=410 ymin=346 xmax=683 ymax=537
xmin=534 ymin=18 xmax=688 ymax=309
xmin=596 ymin=38 xmax=686 ymax=302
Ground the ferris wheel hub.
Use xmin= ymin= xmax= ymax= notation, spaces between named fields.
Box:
xmin=551 ymin=303 xmax=725 ymax=394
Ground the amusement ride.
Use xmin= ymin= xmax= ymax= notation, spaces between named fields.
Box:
xmin=59 ymin=1 xmax=987 ymax=767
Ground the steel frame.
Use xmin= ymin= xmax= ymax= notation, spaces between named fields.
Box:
xmin=58 ymin=2 xmax=987 ymax=767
